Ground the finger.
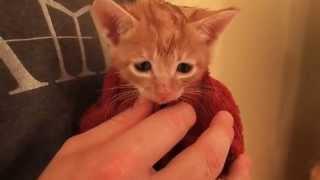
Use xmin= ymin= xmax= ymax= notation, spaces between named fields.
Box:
xmin=225 ymin=154 xmax=251 ymax=180
xmin=72 ymin=97 xmax=153 ymax=148
xmin=104 ymin=102 xmax=196 ymax=169
xmin=311 ymin=163 xmax=320 ymax=180
xmin=154 ymin=111 xmax=234 ymax=180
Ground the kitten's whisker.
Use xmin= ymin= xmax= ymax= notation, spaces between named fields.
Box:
xmin=199 ymin=85 xmax=214 ymax=91
xmin=110 ymin=90 xmax=136 ymax=102
xmin=106 ymin=83 xmax=135 ymax=91
xmin=184 ymin=85 xmax=214 ymax=95
xmin=104 ymin=91 xmax=132 ymax=120
xmin=107 ymin=86 xmax=134 ymax=91
xmin=106 ymin=92 xmax=137 ymax=116
xmin=109 ymin=90 xmax=137 ymax=108
xmin=183 ymin=88 xmax=202 ymax=97
xmin=185 ymin=90 xmax=202 ymax=95
xmin=119 ymin=93 xmax=138 ymax=108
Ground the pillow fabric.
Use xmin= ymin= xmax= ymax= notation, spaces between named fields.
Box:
xmin=0 ymin=0 xmax=106 ymax=179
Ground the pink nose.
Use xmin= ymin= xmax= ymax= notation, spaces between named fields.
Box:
xmin=157 ymin=90 xmax=176 ymax=104
xmin=158 ymin=93 xmax=169 ymax=101
xmin=156 ymin=83 xmax=173 ymax=103
xmin=158 ymin=86 xmax=171 ymax=94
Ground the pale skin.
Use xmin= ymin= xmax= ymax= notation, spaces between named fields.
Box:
xmin=39 ymin=98 xmax=250 ymax=180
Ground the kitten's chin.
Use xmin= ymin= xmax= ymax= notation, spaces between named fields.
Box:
xmin=149 ymin=94 xmax=182 ymax=105
xmin=156 ymin=99 xmax=178 ymax=105
xmin=139 ymin=90 xmax=183 ymax=105
xmin=142 ymin=96 xmax=174 ymax=105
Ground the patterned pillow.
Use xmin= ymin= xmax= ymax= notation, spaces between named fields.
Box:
xmin=0 ymin=1 xmax=107 ymax=179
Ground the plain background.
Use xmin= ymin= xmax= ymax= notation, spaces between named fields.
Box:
xmin=170 ymin=0 xmax=320 ymax=180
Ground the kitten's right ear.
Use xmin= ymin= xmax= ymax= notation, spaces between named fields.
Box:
xmin=91 ymin=0 xmax=138 ymax=45
xmin=183 ymin=7 xmax=239 ymax=45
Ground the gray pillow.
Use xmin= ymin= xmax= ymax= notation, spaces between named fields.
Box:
xmin=0 ymin=0 xmax=107 ymax=179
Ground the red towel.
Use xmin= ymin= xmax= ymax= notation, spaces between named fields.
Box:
xmin=79 ymin=67 xmax=244 ymax=174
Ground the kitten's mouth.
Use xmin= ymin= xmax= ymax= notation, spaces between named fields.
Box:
xmin=139 ymin=89 xmax=183 ymax=106
xmin=155 ymin=100 xmax=180 ymax=111
xmin=159 ymin=104 xmax=167 ymax=109
xmin=154 ymin=96 xmax=181 ymax=106
xmin=145 ymin=95 xmax=180 ymax=108
xmin=153 ymin=91 xmax=183 ymax=105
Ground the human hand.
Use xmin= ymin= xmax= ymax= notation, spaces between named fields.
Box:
xmin=311 ymin=163 xmax=320 ymax=180
xmin=39 ymin=98 xmax=250 ymax=180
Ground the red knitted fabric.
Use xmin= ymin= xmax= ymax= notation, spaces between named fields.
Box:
xmin=79 ymin=68 xmax=244 ymax=174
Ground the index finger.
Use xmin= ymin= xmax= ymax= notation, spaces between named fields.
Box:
xmin=71 ymin=98 xmax=153 ymax=152
xmin=104 ymin=102 xmax=196 ymax=169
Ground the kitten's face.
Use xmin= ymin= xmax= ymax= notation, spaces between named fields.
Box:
xmin=92 ymin=0 xmax=238 ymax=104
xmin=111 ymin=27 xmax=209 ymax=104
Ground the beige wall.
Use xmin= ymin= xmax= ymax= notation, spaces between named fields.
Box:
xmin=171 ymin=0 xmax=319 ymax=179
xmin=284 ymin=0 xmax=320 ymax=179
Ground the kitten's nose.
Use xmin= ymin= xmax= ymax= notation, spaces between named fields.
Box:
xmin=157 ymin=87 xmax=174 ymax=103
xmin=158 ymin=92 xmax=169 ymax=100
xmin=157 ymin=94 xmax=171 ymax=104
xmin=158 ymin=86 xmax=171 ymax=95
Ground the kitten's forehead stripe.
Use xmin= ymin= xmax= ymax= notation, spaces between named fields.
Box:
xmin=122 ymin=0 xmax=188 ymax=58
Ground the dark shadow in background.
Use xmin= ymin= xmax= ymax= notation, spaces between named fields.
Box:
xmin=285 ymin=0 xmax=320 ymax=179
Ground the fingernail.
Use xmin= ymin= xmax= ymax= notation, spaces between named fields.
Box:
xmin=219 ymin=111 xmax=234 ymax=121
xmin=211 ymin=111 xmax=234 ymax=126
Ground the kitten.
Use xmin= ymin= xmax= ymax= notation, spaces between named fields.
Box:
xmin=92 ymin=0 xmax=239 ymax=104
xmin=82 ymin=0 xmax=244 ymax=174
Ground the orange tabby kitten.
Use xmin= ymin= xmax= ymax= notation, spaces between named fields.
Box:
xmin=81 ymin=0 xmax=243 ymax=174
xmin=92 ymin=0 xmax=238 ymax=104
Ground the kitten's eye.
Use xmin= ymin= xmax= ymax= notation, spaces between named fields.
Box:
xmin=134 ymin=61 xmax=152 ymax=73
xmin=177 ymin=63 xmax=193 ymax=74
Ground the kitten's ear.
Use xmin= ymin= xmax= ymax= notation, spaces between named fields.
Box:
xmin=189 ymin=7 xmax=239 ymax=44
xmin=91 ymin=0 xmax=138 ymax=45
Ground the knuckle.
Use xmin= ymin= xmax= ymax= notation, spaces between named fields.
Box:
xmin=195 ymin=130 xmax=233 ymax=175
xmin=207 ymin=154 xmax=224 ymax=173
xmin=97 ymin=154 xmax=135 ymax=179
xmin=200 ymin=145 xmax=224 ymax=173
xmin=99 ymin=164 xmax=124 ymax=179
xmin=57 ymin=136 xmax=83 ymax=156
xmin=204 ymin=164 xmax=215 ymax=180
xmin=63 ymin=136 xmax=80 ymax=148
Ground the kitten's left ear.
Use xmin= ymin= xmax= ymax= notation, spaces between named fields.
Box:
xmin=190 ymin=7 xmax=239 ymax=44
